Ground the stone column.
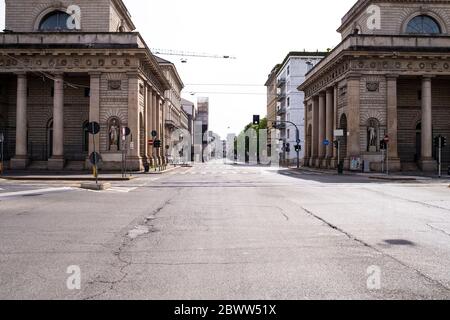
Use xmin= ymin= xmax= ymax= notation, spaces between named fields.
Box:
xmin=420 ymin=76 xmax=436 ymax=171
xmin=161 ymin=98 xmax=167 ymax=165
xmin=346 ymin=74 xmax=361 ymax=166
xmin=86 ymin=72 xmax=100 ymax=169
xmin=386 ymin=75 xmax=401 ymax=171
xmin=48 ymin=73 xmax=65 ymax=170
xmin=127 ymin=73 xmax=142 ymax=171
xmin=317 ymin=92 xmax=326 ymax=167
xmin=142 ymin=85 xmax=149 ymax=166
xmin=331 ymin=84 xmax=338 ymax=168
xmin=325 ymin=88 xmax=334 ymax=167
xmin=147 ymin=87 xmax=154 ymax=166
xmin=11 ymin=72 xmax=28 ymax=169
xmin=152 ymin=91 xmax=158 ymax=165
xmin=303 ymin=99 xmax=309 ymax=166
xmin=311 ymin=96 xmax=319 ymax=166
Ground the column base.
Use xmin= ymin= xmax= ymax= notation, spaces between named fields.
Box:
xmin=315 ymin=157 xmax=325 ymax=168
xmin=419 ymin=158 xmax=437 ymax=172
xmin=387 ymin=157 xmax=402 ymax=172
xmin=126 ymin=156 xmax=144 ymax=171
xmin=48 ymin=157 xmax=65 ymax=171
xmin=329 ymin=158 xmax=337 ymax=169
xmin=10 ymin=156 xmax=29 ymax=170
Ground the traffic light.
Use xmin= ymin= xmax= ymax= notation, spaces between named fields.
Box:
xmin=435 ymin=136 xmax=447 ymax=148
xmin=253 ymin=115 xmax=260 ymax=126
xmin=294 ymin=144 xmax=301 ymax=152
xmin=333 ymin=141 xmax=339 ymax=149
xmin=443 ymin=136 xmax=447 ymax=148
xmin=285 ymin=143 xmax=291 ymax=153
xmin=435 ymin=136 xmax=440 ymax=148
xmin=154 ymin=140 xmax=161 ymax=148
xmin=380 ymin=140 xmax=387 ymax=150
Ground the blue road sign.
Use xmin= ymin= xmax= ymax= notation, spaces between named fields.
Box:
xmin=323 ymin=140 xmax=330 ymax=146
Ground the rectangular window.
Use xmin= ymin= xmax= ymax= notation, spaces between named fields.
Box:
xmin=287 ymin=129 xmax=290 ymax=139
xmin=287 ymin=66 xmax=290 ymax=76
xmin=287 ymin=97 xmax=290 ymax=107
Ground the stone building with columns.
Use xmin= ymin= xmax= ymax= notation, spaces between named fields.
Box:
xmin=0 ymin=0 xmax=171 ymax=171
xmin=299 ymin=0 xmax=450 ymax=172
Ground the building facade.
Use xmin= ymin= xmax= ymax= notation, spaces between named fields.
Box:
xmin=264 ymin=64 xmax=280 ymax=158
xmin=155 ymin=56 xmax=184 ymax=159
xmin=0 ymin=0 xmax=171 ymax=171
xmin=299 ymin=0 xmax=450 ymax=172
xmin=275 ymin=53 xmax=325 ymax=166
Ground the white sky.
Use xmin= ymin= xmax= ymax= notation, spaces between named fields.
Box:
xmin=0 ymin=0 xmax=357 ymax=138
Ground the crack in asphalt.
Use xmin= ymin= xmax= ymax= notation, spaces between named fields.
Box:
xmin=299 ymin=205 xmax=450 ymax=294
xmin=427 ymin=224 xmax=450 ymax=237
xmin=82 ymin=191 xmax=179 ymax=300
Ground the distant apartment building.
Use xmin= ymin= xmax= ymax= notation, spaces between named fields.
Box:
xmin=197 ymin=97 xmax=209 ymax=162
xmin=274 ymin=52 xmax=326 ymax=166
xmin=265 ymin=64 xmax=281 ymax=157
xmin=181 ymin=98 xmax=197 ymax=161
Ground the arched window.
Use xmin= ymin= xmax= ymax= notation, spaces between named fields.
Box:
xmin=406 ymin=15 xmax=442 ymax=34
xmin=39 ymin=11 xmax=71 ymax=31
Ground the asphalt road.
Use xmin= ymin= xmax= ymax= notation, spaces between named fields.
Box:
xmin=1 ymin=162 xmax=450 ymax=299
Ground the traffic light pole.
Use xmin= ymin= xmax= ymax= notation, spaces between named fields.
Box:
xmin=268 ymin=119 xmax=301 ymax=169
xmin=439 ymin=136 xmax=442 ymax=179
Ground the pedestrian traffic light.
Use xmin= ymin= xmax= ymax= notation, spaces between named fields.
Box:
xmin=253 ymin=115 xmax=260 ymax=126
xmin=333 ymin=141 xmax=339 ymax=149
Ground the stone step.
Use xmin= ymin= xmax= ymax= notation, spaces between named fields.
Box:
xmin=401 ymin=162 xmax=419 ymax=172
xmin=65 ymin=161 xmax=85 ymax=171
xmin=27 ymin=161 xmax=48 ymax=170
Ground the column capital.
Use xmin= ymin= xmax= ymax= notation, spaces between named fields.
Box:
xmin=325 ymin=87 xmax=334 ymax=94
xmin=53 ymin=71 xmax=64 ymax=77
xmin=318 ymin=91 xmax=326 ymax=97
xmin=386 ymin=74 xmax=399 ymax=80
xmin=422 ymin=75 xmax=435 ymax=81
xmin=15 ymin=71 xmax=27 ymax=77
xmin=89 ymin=71 xmax=102 ymax=77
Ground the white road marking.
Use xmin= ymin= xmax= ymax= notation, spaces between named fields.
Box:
xmin=0 ymin=187 xmax=73 ymax=198
xmin=107 ymin=187 xmax=138 ymax=193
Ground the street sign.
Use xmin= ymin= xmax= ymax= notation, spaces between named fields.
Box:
xmin=151 ymin=130 xmax=157 ymax=138
xmin=334 ymin=129 xmax=344 ymax=137
xmin=383 ymin=135 xmax=390 ymax=143
xmin=123 ymin=127 xmax=131 ymax=137
xmin=148 ymin=139 xmax=154 ymax=145
xmin=86 ymin=122 xmax=100 ymax=135
xmin=323 ymin=139 xmax=330 ymax=146
xmin=89 ymin=152 xmax=102 ymax=165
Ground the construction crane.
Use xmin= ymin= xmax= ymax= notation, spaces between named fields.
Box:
xmin=150 ymin=48 xmax=236 ymax=63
